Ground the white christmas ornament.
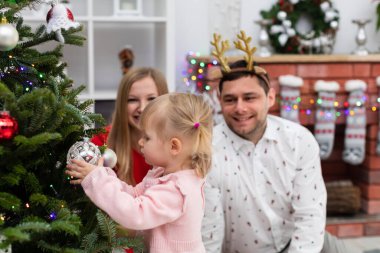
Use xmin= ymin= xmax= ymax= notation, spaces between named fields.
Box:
xmin=320 ymin=2 xmax=330 ymax=12
xmin=278 ymin=33 xmax=289 ymax=46
xmin=324 ymin=10 xmax=338 ymax=22
xmin=66 ymin=138 xmax=101 ymax=165
xmin=0 ymin=17 xmax=19 ymax=51
xmin=277 ymin=11 xmax=287 ymax=21
xmin=46 ymin=3 xmax=80 ymax=43
xmin=330 ymin=20 xmax=339 ymax=29
xmin=103 ymin=148 xmax=117 ymax=168
xmin=282 ymin=20 xmax=291 ymax=28
xmin=287 ymin=28 xmax=296 ymax=37
xmin=270 ymin=25 xmax=284 ymax=34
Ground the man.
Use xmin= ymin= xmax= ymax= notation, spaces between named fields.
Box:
xmin=202 ymin=59 xmax=347 ymax=253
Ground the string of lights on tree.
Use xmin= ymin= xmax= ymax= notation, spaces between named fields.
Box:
xmin=185 ymin=51 xmax=380 ymax=118
xmin=0 ymin=55 xmax=47 ymax=92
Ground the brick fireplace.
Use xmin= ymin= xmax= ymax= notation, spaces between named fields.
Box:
xmin=189 ymin=54 xmax=380 ymax=237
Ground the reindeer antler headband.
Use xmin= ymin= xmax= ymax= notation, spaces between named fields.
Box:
xmin=211 ymin=30 xmax=267 ymax=75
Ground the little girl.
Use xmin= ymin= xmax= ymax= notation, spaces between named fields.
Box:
xmin=66 ymin=93 xmax=213 ymax=253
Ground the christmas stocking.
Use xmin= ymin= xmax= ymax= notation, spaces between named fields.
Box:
xmin=376 ymin=76 xmax=380 ymax=155
xmin=279 ymin=75 xmax=303 ymax=123
xmin=342 ymin=80 xmax=367 ymax=165
xmin=314 ymin=80 xmax=340 ymax=160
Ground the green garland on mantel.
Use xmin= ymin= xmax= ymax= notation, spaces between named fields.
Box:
xmin=260 ymin=0 xmax=339 ymax=54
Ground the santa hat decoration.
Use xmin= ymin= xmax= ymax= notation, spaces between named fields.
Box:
xmin=46 ymin=1 xmax=80 ymax=43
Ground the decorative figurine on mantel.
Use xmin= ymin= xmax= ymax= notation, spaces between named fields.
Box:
xmin=255 ymin=19 xmax=272 ymax=57
xmin=352 ymin=19 xmax=371 ymax=56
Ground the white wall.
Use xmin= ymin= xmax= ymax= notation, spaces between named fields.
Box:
xmin=174 ymin=0 xmax=209 ymax=92
xmin=174 ymin=0 xmax=380 ymax=91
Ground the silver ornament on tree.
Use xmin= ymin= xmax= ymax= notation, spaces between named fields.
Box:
xmin=103 ymin=148 xmax=117 ymax=168
xmin=66 ymin=137 xmax=101 ymax=165
xmin=0 ymin=16 xmax=19 ymax=51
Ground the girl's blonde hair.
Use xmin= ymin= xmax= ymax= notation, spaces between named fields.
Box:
xmin=140 ymin=93 xmax=213 ymax=178
xmin=107 ymin=67 xmax=168 ymax=184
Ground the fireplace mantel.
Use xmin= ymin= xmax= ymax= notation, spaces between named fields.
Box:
xmin=189 ymin=54 xmax=380 ymax=64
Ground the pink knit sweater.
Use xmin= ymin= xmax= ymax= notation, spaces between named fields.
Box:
xmin=81 ymin=167 xmax=206 ymax=253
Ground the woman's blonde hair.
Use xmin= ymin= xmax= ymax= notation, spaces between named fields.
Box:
xmin=107 ymin=67 xmax=168 ymax=184
xmin=140 ymin=93 xmax=213 ymax=178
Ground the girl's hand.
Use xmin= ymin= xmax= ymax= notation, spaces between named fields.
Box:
xmin=66 ymin=158 xmax=104 ymax=185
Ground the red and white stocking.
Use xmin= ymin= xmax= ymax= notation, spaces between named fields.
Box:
xmin=376 ymin=76 xmax=380 ymax=155
xmin=314 ymin=80 xmax=339 ymax=160
xmin=279 ymin=75 xmax=304 ymax=123
xmin=343 ymin=80 xmax=367 ymax=165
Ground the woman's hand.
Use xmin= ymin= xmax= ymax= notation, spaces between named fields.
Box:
xmin=66 ymin=158 xmax=104 ymax=184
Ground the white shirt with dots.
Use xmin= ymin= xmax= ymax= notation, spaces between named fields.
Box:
xmin=202 ymin=115 xmax=327 ymax=253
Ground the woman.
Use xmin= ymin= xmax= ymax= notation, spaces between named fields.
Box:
xmin=92 ymin=67 xmax=168 ymax=185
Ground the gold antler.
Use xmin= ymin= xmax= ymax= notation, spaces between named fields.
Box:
xmin=210 ymin=33 xmax=231 ymax=73
xmin=233 ymin=30 xmax=257 ymax=71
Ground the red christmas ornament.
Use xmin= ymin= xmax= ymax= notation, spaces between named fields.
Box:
xmin=0 ymin=111 xmax=18 ymax=140
xmin=124 ymin=249 xmax=133 ymax=253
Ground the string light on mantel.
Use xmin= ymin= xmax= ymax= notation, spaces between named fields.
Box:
xmin=279 ymin=95 xmax=377 ymax=119
xmin=184 ymin=51 xmax=219 ymax=92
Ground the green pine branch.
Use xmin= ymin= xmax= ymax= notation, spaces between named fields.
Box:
xmin=37 ymin=240 xmax=84 ymax=253
xmin=81 ymin=210 xmax=146 ymax=253
xmin=96 ymin=210 xmax=116 ymax=243
xmin=0 ymin=192 xmax=21 ymax=211
xmin=0 ymin=163 xmax=26 ymax=186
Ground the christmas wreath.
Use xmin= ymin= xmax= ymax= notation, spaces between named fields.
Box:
xmin=260 ymin=0 xmax=339 ymax=54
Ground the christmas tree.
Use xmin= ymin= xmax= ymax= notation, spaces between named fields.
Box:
xmin=0 ymin=1 xmax=144 ymax=252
